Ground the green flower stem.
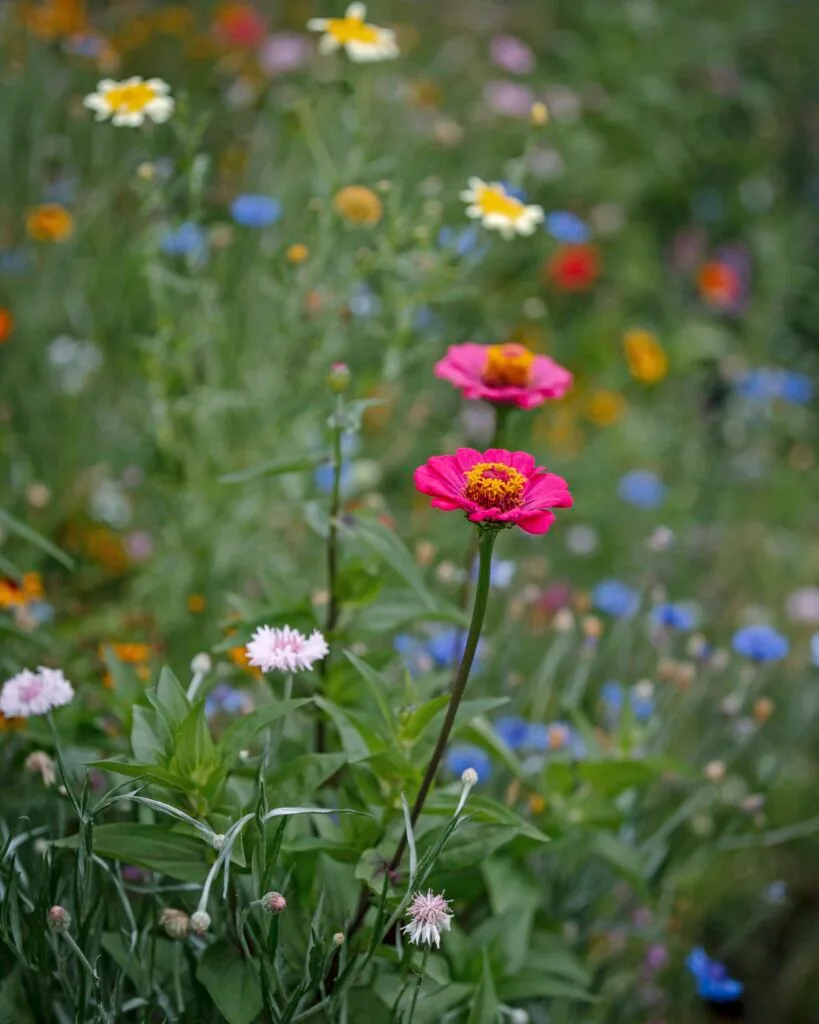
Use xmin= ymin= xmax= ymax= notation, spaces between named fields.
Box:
xmin=390 ymin=527 xmax=498 ymax=871
xmin=316 ymin=393 xmax=345 ymax=753
xmin=405 ymin=948 xmax=430 ymax=1022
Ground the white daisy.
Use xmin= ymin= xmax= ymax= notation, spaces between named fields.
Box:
xmin=83 ymin=77 xmax=174 ymax=127
xmin=460 ymin=177 xmax=545 ymax=240
xmin=307 ymin=3 xmax=398 ymax=63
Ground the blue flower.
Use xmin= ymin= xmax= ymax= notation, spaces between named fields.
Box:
xmin=686 ymin=948 xmax=743 ymax=1003
xmin=0 ymin=248 xmax=32 ymax=275
xmin=427 ymin=629 xmax=485 ymax=671
xmin=545 ymin=211 xmax=590 ymax=244
xmin=438 ymin=225 xmax=489 ymax=262
xmin=446 ymin=744 xmax=491 ymax=781
xmin=630 ymin=682 xmax=655 ymax=721
xmin=160 ymin=222 xmax=208 ymax=262
xmin=651 ymin=603 xmax=695 ymax=630
xmin=527 ymin=721 xmax=583 ymax=755
xmin=617 ymin=470 xmax=666 ymax=510
xmin=471 ymin=557 xmax=516 ymax=589
xmin=313 ymin=461 xmax=352 ymax=494
xmin=206 ymin=683 xmax=253 ymax=718
xmin=731 ymin=624 xmax=789 ymax=663
xmin=736 ymin=368 xmax=814 ymax=406
xmin=811 ymin=632 xmax=819 ymax=668
xmin=593 ymin=580 xmax=640 ymax=618
xmin=494 ymin=716 xmax=531 ymax=750
xmin=780 ymin=371 xmax=814 ymax=405
xmin=600 ymin=680 xmax=624 ymax=717
xmin=230 ymin=194 xmax=282 ymax=228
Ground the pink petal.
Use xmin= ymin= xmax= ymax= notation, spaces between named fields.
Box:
xmin=454 ymin=448 xmax=483 ymax=472
xmin=523 ymin=472 xmax=573 ymax=508
xmin=431 ymin=498 xmax=464 ymax=511
xmin=515 ymin=509 xmax=556 ymax=534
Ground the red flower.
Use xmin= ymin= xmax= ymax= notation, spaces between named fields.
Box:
xmin=414 ymin=448 xmax=572 ymax=534
xmin=697 ymin=261 xmax=741 ymax=309
xmin=544 ymin=244 xmax=600 ymax=292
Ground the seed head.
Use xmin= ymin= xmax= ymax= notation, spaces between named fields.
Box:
xmin=160 ymin=908 xmax=190 ymax=940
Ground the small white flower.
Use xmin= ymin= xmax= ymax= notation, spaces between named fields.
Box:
xmin=0 ymin=667 xmax=74 ymax=718
xmin=307 ymin=3 xmax=398 ymax=63
xmin=460 ymin=177 xmax=544 ymax=240
xmin=402 ymin=890 xmax=453 ymax=948
xmin=245 ymin=625 xmax=329 ymax=674
xmin=83 ymin=77 xmax=174 ymax=127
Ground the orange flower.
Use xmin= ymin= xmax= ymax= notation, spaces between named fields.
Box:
xmin=0 ymin=712 xmax=25 ymax=732
xmin=26 ymin=204 xmax=74 ymax=242
xmin=100 ymin=642 xmax=152 ymax=664
xmin=0 ymin=308 xmax=14 ymax=345
xmin=697 ymin=261 xmax=741 ymax=308
xmin=544 ymin=243 xmax=600 ymax=292
xmin=187 ymin=594 xmax=206 ymax=613
xmin=0 ymin=572 xmax=44 ymax=609
xmin=286 ymin=243 xmax=310 ymax=264
xmin=20 ymin=0 xmax=87 ymax=39
xmin=229 ymin=645 xmax=262 ymax=679
xmin=623 ymin=329 xmax=667 ymax=384
xmin=586 ymin=389 xmax=625 ymax=427
xmin=333 ymin=185 xmax=383 ymax=226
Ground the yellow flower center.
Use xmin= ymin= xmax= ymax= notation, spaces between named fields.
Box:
xmin=474 ymin=184 xmax=526 ymax=222
xmin=105 ymin=81 xmax=158 ymax=113
xmin=483 ymin=343 xmax=535 ymax=388
xmin=463 ymin=462 xmax=526 ymax=511
xmin=326 ymin=15 xmax=380 ymax=45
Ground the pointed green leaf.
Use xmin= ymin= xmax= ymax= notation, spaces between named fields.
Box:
xmin=345 ymin=650 xmax=394 ymax=730
xmin=152 ymin=666 xmax=190 ymax=729
xmin=173 ymin=701 xmax=217 ymax=783
xmin=219 ymin=699 xmax=311 ymax=764
xmin=341 ymin=516 xmax=438 ymax=610
xmin=197 ymin=941 xmax=264 ymax=1024
xmin=314 ymin=698 xmax=376 ymax=762
xmin=54 ymin=824 xmax=209 ymax=882
xmin=219 ymin=453 xmax=324 ymax=485
xmin=467 ymin=950 xmax=499 ymax=1024
xmin=0 ymin=508 xmax=74 ymax=568
xmin=130 ymin=707 xmax=165 ymax=765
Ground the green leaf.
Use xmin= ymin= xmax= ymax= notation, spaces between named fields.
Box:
xmin=341 ymin=516 xmax=438 ymax=610
xmin=458 ymin=718 xmax=526 ymax=780
xmin=55 ymin=824 xmax=209 ymax=882
xmin=0 ymin=508 xmax=74 ymax=569
xmin=219 ymin=699 xmax=311 ymax=764
xmin=314 ymin=698 xmax=377 ymax=762
xmin=425 ymin=795 xmax=549 ymax=844
xmin=130 ymin=707 xmax=165 ymax=765
xmin=197 ymin=941 xmax=264 ymax=1024
xmin=219 ymin=453 xmax=324 ymax=485
xmin=151 ymin=666 xmax=190 ymax=730
xmin=467 ymin=950 xmax=499 ymax=1024
xmin=403 ymin=698 xmax=510 ymax=742
xmin=498 ymin=975 xmax=596 ymax=1002
xmin=354 ymin=592 xmax=469 ymax=632
xmin=173 ymin=702 xmax=217 ymax=783
xmin=414 ymin=983 xmax=473 ymax=1024
xmin=591 ymin=832 xmax=649 ymax=897
xmin=266 ymin=752 xmax=347 ymax=792
xmin=345 ymin=650 xmax=394 ymax=730
xmin=86 ymin=759 xmax=193 ymax=794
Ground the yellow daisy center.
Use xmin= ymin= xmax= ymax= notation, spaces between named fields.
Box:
xmin=463 ymin=462 xmax=526 ymax=511
xmin=474 ymin=184 xmax=526 ymax=221
xmin=326 ymin=16 xmax=380 ymax=45
xmin=105 ymin=81 xmax=158 ymax=113
xmin=483 ymin=343 xmax=536 ymax=388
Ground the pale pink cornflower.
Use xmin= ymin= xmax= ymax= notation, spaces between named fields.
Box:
xmin=0 ymin=667 xmax=74 ymax=718
xmin=403 ymin=890 xmax=453 ymax=948
xmin=245 ymin=625 xmax=329 ymax=673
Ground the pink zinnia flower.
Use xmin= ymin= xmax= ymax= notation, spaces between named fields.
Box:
xmin=403 ymin=890 xmax=453 ymax=948
xmin=0 ymin=667 xmax=74 ymax=718
xmin=435 ymin=342 xmax=572 ymax=410
xmin=245 ymin=625 xmax=329 ymax=673
xmin=414 ymin=448 xmax=572 ymax=535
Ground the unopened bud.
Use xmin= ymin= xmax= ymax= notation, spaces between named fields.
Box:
xmin=190 ymin=652 xmax=212 ymax=675
xmin=48 ymin=905 xmax=71 ymax=931
xmin=160 ymin=908 xmax=190 ymax=940
xmin=461 ymin=767 xmax=478 ymax=787
xmin=261 ymin=891 xmax=287 ymax=914
xmin=332 ymin=932 xmax=345 ymax=946
xmin=136 ymin=162 xmax=156 ymax=181
xmin=509 ymin=1010 xmax=530 ymax=1024
xmin=211 ymin=833 xmax=226 ymax=850
xmin=25 ymin=751 xmax=56 ymax=787
xmin=704 ymin=760 xmax=726 ymax=783
xmin=327 ymin=362 xmax=351 ymax=393
xmin=190 ymin=910 xmax=211 ymax=935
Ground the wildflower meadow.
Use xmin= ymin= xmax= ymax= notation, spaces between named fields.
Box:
xmin=2 ymin=1 xmax=819 ymax=1022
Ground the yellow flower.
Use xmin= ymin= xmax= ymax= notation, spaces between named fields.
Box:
xmin=152 ymin=5 xmax=195 ymax=35
xmin=0 ymin=572 xmax=44 ymax=609
xmin=460 ymin=177 xmax=544 ymax=239
xmin=307 ymin=3 xmax=398 ymax=62
xmin=187 ymin=594 xmax=206 ymax=613
xmin=26 ymin=204 xmax=74 ymax=242
xmin=586 ymin=389 xmax=626 ymax=427
xmin=20 ymin=0 xmax=87 ymax=39
xmin=286 ymin=243 xmax=310 ymax=264
xmin=530 ymin=101 xmax=549 ymax=126
xmin=101 ymin=642 xmax=153 ymax=664
xmin=84 ymin=77 xmax=174 ymax=127
xmin=334 ymin=185 xmax=383 ymax=226
xmin=623 ymin=329 xmax=668 ymax=384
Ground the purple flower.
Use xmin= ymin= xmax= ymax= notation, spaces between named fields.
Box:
xmin=259 ymin=32 xmax=312 ymax=76
xmin=483 ymin=80 xmax=535 ymax=118
xmin=489 ymin=35 xmax=535 ymax=75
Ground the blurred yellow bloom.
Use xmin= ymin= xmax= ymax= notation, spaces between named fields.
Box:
xmin=0 ymin=712 xmax=25 ymax=732
xmin=26 ymin=204 xmax=74 ymax=242
xmin=586 ymin=389 xmax=625 ymax=427
xmin=334 ymin=185 xmax=383 ymax=226
xmin=20 ymin=0 xmax=87 ymax=39
xmin=307 ymin=3 xmax=398 ymax=62
xmin=100 ymin=642 xmax=152 ymax=664
xmin=530 ymin=101 xmax=549 ymax=126
xmin=623 ymin=329 xmax=668 ymax=384
xmin=0 ymin=572 xmax=44 ymax=609
xmin=152 ymin=5 xmax=196 ymax=35
xmin=529 ymin=793 xmax=546 ymax=814
xmin=286 ymin=243 xmax=310 ymax=263
xmin=187 ymin=594 xmax=207 ymax=613
xmin=229 ymin=645 xmax=262 ymax=679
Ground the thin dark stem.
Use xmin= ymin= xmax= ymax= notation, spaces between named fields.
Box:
xmin=316 ymin=394 xmax=345 ymax=754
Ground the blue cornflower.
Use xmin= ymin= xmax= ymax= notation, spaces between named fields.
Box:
xmin=206 ymin=683 xmax=253 ymax=718
xmin=686 ymin=948 xmax=743 ymax=1003
xmin=494 ymin=716 xmax=531 ymax=750
xmin=446 ymin=744 xmax=491 ymax=781
xmin=811 ymin=632 xmax=819 ymax=668
xmin=230 ymin=194 xmax=282 ymax=228
xmin=600 ymin=680 xmax=624 ymax=717
xmin=438 ymin=225 xmax=489 ymax=262
xmin=651 ymin=603 xmax=695 ymax=630
xmin=617 ymin=470 xmax=666 ymax=510
xmin=426 ymin=629 xmax=485 ymax=671
xmin=780 ymin=371 xmax=814 ymax=405
xmin=545 ymin=211 xmax=590 ymax=244
xmin=630 ymin=682 xmax=655 ymax=721
xmin=160 ymin=222 xmax=208 ymax=262
xmin=593 ymin=580 xmax=640 ymax=618
xmin=736 ymin=368 xmax=814 ymax=406
xmin=731 ymin=624 xmax=789 ymax=663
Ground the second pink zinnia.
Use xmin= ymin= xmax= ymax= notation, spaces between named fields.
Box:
xmin=414 ymin=448 xmax=572 ymax=534
xmin=434 ymin=342 xmax=572 ymax=409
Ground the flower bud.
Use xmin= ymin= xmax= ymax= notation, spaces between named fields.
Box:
xmin=190 ymin=910 xmax=211 ymax=935
xmin=160 ymin=908 xmax=190 ymax=940
xmin=48 ymin=905 xmax=71 ymax=931
xmin=460 ymin=767 xmax=478 ymax=787
xmin=190 ymin=652 xmax=212 ymax=675
xmin=327 ymin=362 xmax=351 ymax=393
xmin=704 ymin=760 xmax=726 ymax=783
xmin=509 ymin=1010 xmax=530 ymax=1024
xmin=261 ymin=891 xmax=287 ymax=914
xmin=211 ymin=833 xmax=226 ymax=851
xmin=332 ymin=932 xmax=345 ymax=946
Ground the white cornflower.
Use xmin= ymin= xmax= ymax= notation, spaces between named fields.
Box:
xmin=460 ymin=178 xmax=544 ymax=239
xmin=307 ymin=3 xmax=398 ymax=62
xmin=403 ymin=890 xmax=453 ymax=948
xmin=0 ymin=667 xmax=74 ymax=718
xmin=245 ymin=625 xmax=329 ymax=673
xmin=83 ymin=77 xmax=174 ymax=127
